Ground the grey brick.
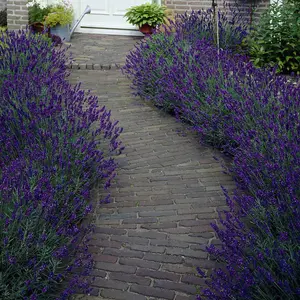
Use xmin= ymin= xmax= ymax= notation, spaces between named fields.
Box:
xmin=93 ymin=63 xmax=100 ymax=70
xmin=168 ymin=234 xmax=207 ymax=244
xmin=150 ymin=239 xmax=190 ymax=248
xmin=101 ymin=288 xmax=147 ymax=300
xmin=130 ymin=284 xmax=175 ymax=300
xmin=154 ymin=279 xmax=197 ymax=294
xmin=144 ymin=253 xmax=183 ymax=264
xmin=141 ymin=222 xmax=177 ymax=230
xmin=181 ymin=275 xmax=206 ymax=286
xmin=165 ymin=248 xmax=207 ymax=259
xmin=109 ymin=272 xmax=151 ymax=286
xmin=110 ymin=235 xmax=149 ymax=246
xmin=179 ymin=219 xmax=214 ymax=227
xmin=94 ymin=262 xmax=136 ymax=274
xmin=90 ymin=269 xmax=107 ymax=278
xmin=161 ymin=263 xmax=195 ymax=274
xmin=119 ymin=258 xmax=160 ymax=270
xmin=93 ymin=254 xmax=118 ymax=263
xmin=136 ymin=268 xmax=180 ymax=281
xmin=123 ymin=217 xmax=158 ymax=224
xmin=139 ymin=210 xmax=176 ymax=217
xmin=128 ymin=230 xmax=167 ymax=240
xmin=103 ymin=248 xmax=144 ymax=259
xmin=94 ymin=227 xmax=127 ymax=235
xmin=78 ymin=63 xmax=86 ymax=70
xmin=93 ymin=278 xmax=128 ymax=290
xmin=128 ymin=244 xmax=165 ymax=253
xmin=158 ymin=214 xmax=197 ymax=223
xmin=89 ymin=239 xmax=122 ymax=248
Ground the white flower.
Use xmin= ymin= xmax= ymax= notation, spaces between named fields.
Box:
xmin=27 ymin=0 xmax=48 ymax=9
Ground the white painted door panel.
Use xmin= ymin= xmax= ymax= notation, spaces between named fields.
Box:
xmin=80 ymin=0 xmax=150 ymax=30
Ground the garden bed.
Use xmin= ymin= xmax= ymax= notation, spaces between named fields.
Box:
xmin=123 ymin=9 xmax=300 ymax=300
xmin=0 ymin=30 xmax=122 ymax=299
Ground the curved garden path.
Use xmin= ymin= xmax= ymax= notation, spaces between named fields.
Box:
xmin=68 ymin=34 xmax=235 ymax=300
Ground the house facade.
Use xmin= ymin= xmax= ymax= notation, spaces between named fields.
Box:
xmin=4 ymin=0 xmax=271 ymax=34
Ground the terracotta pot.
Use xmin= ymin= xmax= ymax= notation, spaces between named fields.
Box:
xmin=139 ymin=24 xmax=155 ymax=35
xmin=30 ymin=22 xmax=45 ymax=34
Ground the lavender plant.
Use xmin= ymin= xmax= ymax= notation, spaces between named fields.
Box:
xmin=123 ymin=8 xmax=300 ymax=299
xmin=0 ymin=30 xmax=123 ymax=299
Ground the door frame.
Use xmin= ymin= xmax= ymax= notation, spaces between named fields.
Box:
xmin=74 ymin=0 xmax=162 ymax=36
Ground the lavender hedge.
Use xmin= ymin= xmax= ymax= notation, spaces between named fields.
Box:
xmin=123 ymin=10 xmax=300 ymax=299
xmin=0 ymin=31 xmax=122 ymax=299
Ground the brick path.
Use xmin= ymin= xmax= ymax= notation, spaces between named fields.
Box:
xmin=65 ymin=33 xmax=142 ymax=69
xmin=68 ymin=34 xmax=235 ymax=300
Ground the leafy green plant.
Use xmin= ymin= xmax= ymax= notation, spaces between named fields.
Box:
xmin=45 ymin=4 xmax=73 ymax=27
xmin=124 ymin=3 xmax=167 ymax=27
xmin=247 ymin=0 xmax=300 ymax=74
xmin=27 ymin=0 xmax=52 ymax=24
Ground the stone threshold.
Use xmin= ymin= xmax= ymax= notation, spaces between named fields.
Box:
xmin=65 ymin=62 xmax=124 ymax=71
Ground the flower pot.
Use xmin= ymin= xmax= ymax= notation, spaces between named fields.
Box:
xmin=30 ymin=22 xmax=45 ymax=34
xmin=139 ymin=24 xmax=155 ymax=35
xmin=50 ymin=24 xmax=70 ymax=42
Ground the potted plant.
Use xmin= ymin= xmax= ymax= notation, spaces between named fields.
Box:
xmin=27 ymin=0 xmax=52 ymax=33
xmin=124 ymin=3 xmax=167 ymax=34
xmin=44 ymin=0 xmax=74 ymax=42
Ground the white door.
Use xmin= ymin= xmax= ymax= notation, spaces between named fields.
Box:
xmin=79 ymin=0 xmax=151 ymax=30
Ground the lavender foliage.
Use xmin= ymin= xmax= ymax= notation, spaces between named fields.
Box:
xmin=0 ymin=30 xmax=122 ymax=299
xmin=123 ymin=9 xmax=300 ymax=299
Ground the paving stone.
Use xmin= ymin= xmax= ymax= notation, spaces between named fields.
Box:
xmin=90 ymin=269 xmax=107 ymax=278
xmin=154 ymin=280 xmax=197 ymax=294
xmin=110 ymin=272 xmax=151 ymax=286
xmin=165 ymin=248 xmax=208 ymax=259
xmin=139 ymin=210 xmax=176 ymax=217
xmin=101 ymin=288 xmax=147 ymax=300
xmin=128 ymin=230 xmax=167 ymax=240
xmin=128 ymin=244 xmax=165 ymax=253
xmin=150 ymin=239 xmax=190 ymax=248
xmin=110 ymin=235 xmax=149 ymax=246
xmin=141 ymin=222 xmax=177 ymax=230
xmin=94 ymin=227 xmax=127 ymax=235
xmin=92 ymin=278 xmax=128 ymax=290
xmin=92 ymin=254 xmax=118 ymax=263
xmin=94 ymin=262 xmax=136 ymax=274
xmin=136 ymin=268 xmax=180 ymax=281
xmin=89 ymin=239 xmax=122 ymax=249
xmin=130 ymin=284 xmax=175 ymax=300
xmin=161 ymin=264 xmax=195 ymax=274
xmin=119 ymin=257 xmax=160 ymax=269
xmin=144 ymin=253 xmax=183 ymax=264
xmin=181 ymin=275 xmax=206 ymax=286
xmin=103 ymin=248 xmax=144 ymax=259
xmin=122 ymin=217 xmax=158 ymax=224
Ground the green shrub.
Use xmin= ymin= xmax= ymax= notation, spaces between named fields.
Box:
xmin=247 ymin=0 xmax=300 ymax=74
xmin=27 ymin=1 xmax=52 ymax=24
xmin=124 ymin=3 xmax=167 ymax=27
xmin=45 ymin=5 xmax=73 ymax=27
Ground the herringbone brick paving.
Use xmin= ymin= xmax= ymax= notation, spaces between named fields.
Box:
xmin=68 ymin=35 xmax=235 ymax=300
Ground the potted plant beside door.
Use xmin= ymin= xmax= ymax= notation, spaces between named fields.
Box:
xmin=124 ymin=3 xmax=167 ymax=34
xmin=27 ymin=0 xmax=52 ymax=34
xmin=44 ymin=0 xmax=74 ymax=42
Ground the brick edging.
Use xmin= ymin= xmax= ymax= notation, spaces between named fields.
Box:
xmin=65 ymin=62 xmax=124 ymax=70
